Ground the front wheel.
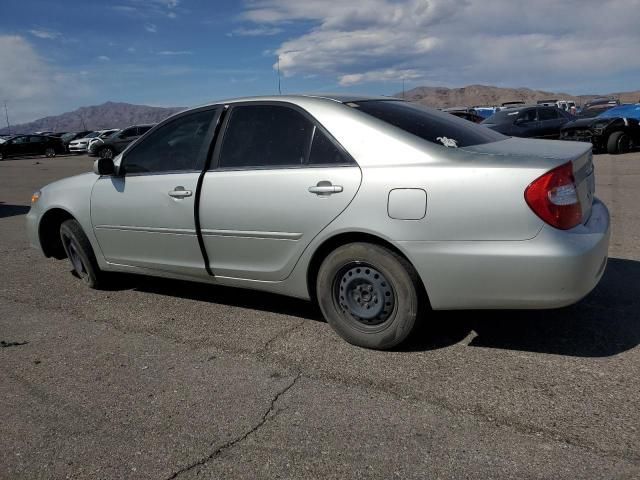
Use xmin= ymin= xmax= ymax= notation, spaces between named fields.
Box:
xmin=99 ymin=147 xmax=114 ymax=160
xmin=59 ymin=219 xmax=104 ymax=288
xmin=607 ymin=131 xmax=631 ymax=155
xmin=316 ymin=242 xmax=422 ymax=349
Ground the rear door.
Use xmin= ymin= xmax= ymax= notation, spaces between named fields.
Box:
xmin=537 ymin=107 xmax=566 ymax=139
xmin=199 ymin=103 xmax=361 ymax=281
xmin=91 ymin=108 xmax=218 ymax=277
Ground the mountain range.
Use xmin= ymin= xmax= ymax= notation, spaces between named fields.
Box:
xmin=395 ymin=85 xmax=640 ymax=109
xmin=0 ymin=102 xmax=184 ymax=135
xmin=2 ymin=85 xmax=639 ymax=135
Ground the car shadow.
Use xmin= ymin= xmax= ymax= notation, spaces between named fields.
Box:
xmin=109 ymin=274 xmax=324 ymax=322
xmin=403 ymin=257 xmax=640 ymax=357
xmin=0 ymin=203 xmax=30 ymax=219
xmin=103 ymin=257 xmax=639 ymax=358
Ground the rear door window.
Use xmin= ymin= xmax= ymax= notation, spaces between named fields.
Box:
xmin=218 ymin=105 xmax=313 ymax=169
xmin=350 ymin=100 xmax=505 ymax=148
xmin=538 ymin=108 xmax=559 ymax=121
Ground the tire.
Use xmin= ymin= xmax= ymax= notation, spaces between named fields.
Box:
xmin=0 ymin=151 xmax=4 ymax=161
xmin=316 ymin=242 xmax=422 ymax=350
xmin=607 ymin=131 xmax=631 ymax=155
xmin=99 ymin=147 xmax=114 ymax=160
xmin=45 ymin=147 xmax=56 ymax=158
xmin=59 ymin=219 xmax=103 ymax=289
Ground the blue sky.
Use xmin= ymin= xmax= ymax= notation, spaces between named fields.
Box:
xmin=1 ymin=0 xmax=639 ymax=123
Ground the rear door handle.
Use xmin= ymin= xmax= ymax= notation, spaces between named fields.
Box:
xmin=168 ymin=186 xmax=192 ymax=198
xmin=308 ymin=181 xmax=343 ymax=195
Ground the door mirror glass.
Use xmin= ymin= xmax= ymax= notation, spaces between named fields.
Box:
xmin=93 ymin=158 xmax=115 ymax=176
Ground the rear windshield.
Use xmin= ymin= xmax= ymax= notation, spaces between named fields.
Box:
xmin=349 ymin=100 xmax=505 ymax=148
xmin=483 ymin=109 xmax=522 ymax=124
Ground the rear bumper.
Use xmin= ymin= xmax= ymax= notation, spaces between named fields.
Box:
xmin=400 ymin=199 xmax=610 ymax=310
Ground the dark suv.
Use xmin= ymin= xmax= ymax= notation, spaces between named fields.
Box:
xmin=481 ymin=105 xmax=572 ymax=139
xmin=0 ymin=135 xmax=65 ymax=160
xmin=89 ymin=124 xmax=155 ymax=159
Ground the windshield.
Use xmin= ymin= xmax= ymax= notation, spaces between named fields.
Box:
xmin=349 ymin=100 xmax=505 ymax=148
xmin=579 ymin=106 xmax=616 ymax=118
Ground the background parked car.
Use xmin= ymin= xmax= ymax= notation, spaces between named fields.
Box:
xmin=482 ymin=105 xmax=573 ymax=139
xmin=0 ymin=135 xmax=65 ymax=160
xmin=70 ymin=129 xmax=118 ymax=154
xmin=560 ymin=116 xmax=640 ymax=154
xmin=61 ymin=131 xmax=93 ymax=153
xmin=442 ymin=107 xmax=485 ymax=123
xmin=89 ymin=124 xmax=154 ymax=159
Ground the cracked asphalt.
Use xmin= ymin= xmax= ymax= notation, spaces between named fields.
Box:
xmin=1 ymin=153 xmax=639 ymax=479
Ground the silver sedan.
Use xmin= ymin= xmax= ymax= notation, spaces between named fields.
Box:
xmin=26 ymin=95 xmax=610 ymax=349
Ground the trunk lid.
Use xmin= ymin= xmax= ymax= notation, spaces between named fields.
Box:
xmin=461 ymin=137 xmax=595 ymax=225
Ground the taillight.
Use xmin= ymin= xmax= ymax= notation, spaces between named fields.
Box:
xmin=525 ymin=162 xmax=582 ymax=230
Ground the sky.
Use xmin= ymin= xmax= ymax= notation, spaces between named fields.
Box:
xmin=1 ymin=0 xmax=639 ymax=124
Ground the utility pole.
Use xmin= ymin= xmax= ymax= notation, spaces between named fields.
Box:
xmin=277 ymin=55 xmax=282 ymax=95
xmin=402 ymin=79 xmax=405 ymax=99
xmin=78 ymin=114 xmax=87 ymax=130
xmin=3 ymin=101 xmax=11 ymax=135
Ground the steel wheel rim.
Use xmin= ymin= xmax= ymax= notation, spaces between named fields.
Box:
xmin=333 ymin=262 xmax=395 ymax=326
xmin=619 ymin=134 xmax=630 ymax=153
xmin=45 ymin=148 xmax=55 ymax=157
xmin=101 ymin=148 xmax=113 ymax=159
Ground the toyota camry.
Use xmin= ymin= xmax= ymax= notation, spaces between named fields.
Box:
xmin=26 ymin=95 xmax=610 ymax=349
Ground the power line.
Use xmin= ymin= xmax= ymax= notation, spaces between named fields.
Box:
xmin=277 ymin=55 xmax=282 ymax=95
xmin=3 ymin=101 xmax=11 ymax=135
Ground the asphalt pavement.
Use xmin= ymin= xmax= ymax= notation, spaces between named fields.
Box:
xmin=1 ymin=153 xmax=639 ymax=479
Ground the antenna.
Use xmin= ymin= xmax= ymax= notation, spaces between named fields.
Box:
xmin=3 ymin=101 xmax=11 ymax=135
xmin=277 ymin=55 xmax=282 ymax=95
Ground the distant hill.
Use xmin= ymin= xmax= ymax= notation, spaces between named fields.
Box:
xmin=394 ymin=84 xmax=640 ymax=108
xmin=0 ymin=102 xmax=185 ymax=135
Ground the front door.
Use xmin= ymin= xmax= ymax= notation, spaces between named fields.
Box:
xmin=90 ymin=108 xmax=218 ymax=277
xmin=199 ymin=103 xmax=362 ymax=281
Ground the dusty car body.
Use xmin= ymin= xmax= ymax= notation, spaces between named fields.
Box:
xmin=561 ymin=116 xmax=640 ymax=154
xmin=26 ymin=95 xmax=610 ymax=349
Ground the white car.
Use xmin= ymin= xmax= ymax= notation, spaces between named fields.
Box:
xmin=69 ymin=130 xmax=118 ymax=154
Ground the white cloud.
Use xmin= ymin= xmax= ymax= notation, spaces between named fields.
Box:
xmin=145 ymin=23 xmax=158 ymax=33
xmin=241 ymin=0 xmax=640 ymax=90
xmin=28 ymin=29 xmax=61 ymax=40
xmin=97 ymin=55 xmax=111 ymax=61
xmin=0 ymin=35 xmax=91 ymax=124
xmin=115 ymin=0 xmax=182 ymax=19
xmin=229 ymin=26 xmax=283 ymax=37
xmin=157 ymin=50 xmax=192 ymax=55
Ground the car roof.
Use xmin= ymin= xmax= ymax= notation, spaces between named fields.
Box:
xmin=194 ymin=94 xmax=402 ymax=108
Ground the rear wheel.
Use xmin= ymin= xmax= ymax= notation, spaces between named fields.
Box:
xmin=45 ymin=147 xmax=56 ymax=158
xmin=607 ymin=131 xmax=631 ymax=155
xmin=59 ymin=219 xmax=103 ymax=288
xmin=316 ymin=242 xmax=421 ymax=349
xmin=99 ymin=147 xmax=114 ymax=160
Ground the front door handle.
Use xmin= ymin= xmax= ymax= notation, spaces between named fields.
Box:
xmin=168 ymin=186 xmax=192 ymax=198
xmin=308 ymin=181 xmax=343 ymax=196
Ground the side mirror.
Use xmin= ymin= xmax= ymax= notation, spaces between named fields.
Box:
xmin=93 ymin=158 xmax=115 ymax=176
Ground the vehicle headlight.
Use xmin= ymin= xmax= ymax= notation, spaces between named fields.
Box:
xmin=31 ymin=190 xmax=41 ymax=204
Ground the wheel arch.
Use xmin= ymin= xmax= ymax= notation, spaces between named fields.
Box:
xmin=306 ymin=231 xmax=430 ymax=307
xmin=39 ymin=208 xmax=76 ymax=259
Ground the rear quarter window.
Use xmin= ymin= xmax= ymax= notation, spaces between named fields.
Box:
xmin=351 ymin=100 xmax=505 ymax=148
